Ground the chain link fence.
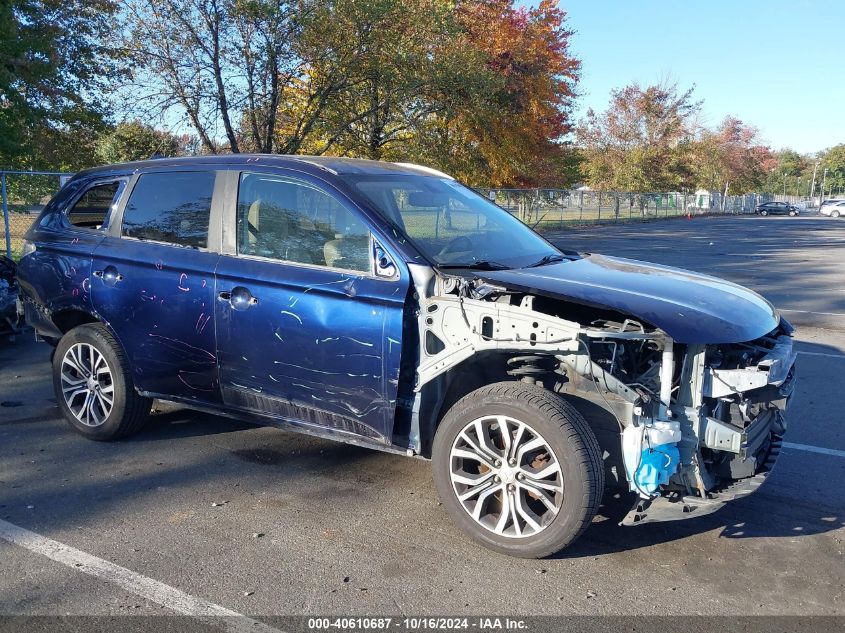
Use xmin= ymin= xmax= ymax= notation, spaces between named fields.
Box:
xmin=1 ymin=171 xmax=71 ymax=259
xmin=475 ymin=188 xmax=769 ymax=230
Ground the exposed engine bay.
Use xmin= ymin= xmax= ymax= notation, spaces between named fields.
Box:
xmin=407 ymin=265 xmax=796 ymax=526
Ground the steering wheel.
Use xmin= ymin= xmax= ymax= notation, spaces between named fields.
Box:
xmin=437 ymin=235 xmax=474 ymax=259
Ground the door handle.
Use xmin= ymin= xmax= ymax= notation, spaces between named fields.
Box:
xmin=93 ymin=266 xmax=123 ymax=287
xmin=218 ymin=286 xmax=258 ymax=311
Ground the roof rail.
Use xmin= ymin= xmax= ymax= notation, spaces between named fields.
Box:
xmin=393 ymin=162 xmax=454 ymax=180
xmin=288 ymin=157 xmax=338 ymax=175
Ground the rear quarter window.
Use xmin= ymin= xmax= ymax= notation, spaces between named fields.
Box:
xmin=121 ymin=171 xmax=215 ymax=248
xmin=66 ymin=181 xmax=125 ymax=230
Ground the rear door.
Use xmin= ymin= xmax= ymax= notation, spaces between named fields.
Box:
xmin=18 ymin=178 xmax=126 ymax=330
xmin=91 ymin=169 xmax=223 ymax=402
xmin=214 ymin=169 xmax=409 ymax=444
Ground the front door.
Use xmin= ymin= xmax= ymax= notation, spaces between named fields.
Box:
xmin=214 ymin=170 xmax=408 ymax=443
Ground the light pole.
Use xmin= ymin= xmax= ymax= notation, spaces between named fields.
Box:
xmin=783 ymin=172 xmax=787 ymax=196
xmin=810 ymin=161 xmax=819 ymax=203
xmin=821 ymin=167 xmax=828 ymax=201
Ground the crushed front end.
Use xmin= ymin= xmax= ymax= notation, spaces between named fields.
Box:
xmin=620 ymin=320 xmax=797 ymax=525
xmin=406 ymin=262 xmax=796 ymax=526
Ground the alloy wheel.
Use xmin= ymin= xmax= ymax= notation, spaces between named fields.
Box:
xmin=449 ymin=415 xmax=564 ymax=539
xmin=60 ymin=343 xmax=115 ymax=427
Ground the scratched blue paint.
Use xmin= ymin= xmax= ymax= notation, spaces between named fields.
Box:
xmin=214 ymin=254 xmax=407 ymax=440
xmin=16 ymin=180 xmax=103 ymax=337
xmin=91 ymin=237 xmax=221 ymax=401
xmin=16 ymin=154 xmax=783 ymax=454
xmin=19 ymin=156 xmax=415 ymax=446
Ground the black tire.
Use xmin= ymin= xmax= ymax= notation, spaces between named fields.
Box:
xmin=789 ymin=210 xmax=797 ymax=217
xmin=833 ymin=210 xmax=841 ymax=218
xmin=52 ymin=323 xmax=151 ymax=440
xmin=432 ymin=381 xmax=604 ymax=558
xmin=759 ymin=209 xmax=768 ymax=216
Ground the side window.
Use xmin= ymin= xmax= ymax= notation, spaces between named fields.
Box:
xmin=237 ymin=172 xmax=371 ymax=272
xmin=67 ymin=181 xmax=124 ymax=229
xmin=121 ymin=171 xmax=214 ymax=248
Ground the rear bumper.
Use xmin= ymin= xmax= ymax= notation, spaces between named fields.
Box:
xmin=621 ymin=431 xmax=783 ymax=526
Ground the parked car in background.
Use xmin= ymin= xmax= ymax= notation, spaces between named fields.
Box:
xmin=16 ymin=156 xmax=796 ymax=558
xmin=755 ymin=201 xmax=799 ymax=217
xmin=819 ymin=200 xmax=845 ymax=217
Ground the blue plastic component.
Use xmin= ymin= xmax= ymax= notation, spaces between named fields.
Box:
xmin=634 ymin=444 xmax=680 ymax=495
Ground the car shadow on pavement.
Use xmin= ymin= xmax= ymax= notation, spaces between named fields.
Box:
xmin=553 ymin=488 xmax=845 ymax=561
xmin=137 ymin=405 xmax=256 ymax=440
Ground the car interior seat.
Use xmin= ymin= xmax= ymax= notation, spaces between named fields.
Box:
xmin=323 ymin=207 xmax=370 ymax=271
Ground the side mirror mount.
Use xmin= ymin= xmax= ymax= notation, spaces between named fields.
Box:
xmin=373 ymin=238 xmax=397 ymax=278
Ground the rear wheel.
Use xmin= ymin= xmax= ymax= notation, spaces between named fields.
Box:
xmin=833 ymin=210 xmax=841 ymax=218
xmin=53 ymin=323 xmax=151 ymax=440
xmin=432 ymin=382 xmax=604 ymax=558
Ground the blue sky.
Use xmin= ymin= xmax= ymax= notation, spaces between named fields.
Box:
xmin=553 ymin=1 xmax=843 ymax=154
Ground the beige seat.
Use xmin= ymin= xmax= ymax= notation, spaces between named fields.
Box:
xmin=246 ymin=198 xmax=314 ymax=264
xmin=324 ymin=209 xmax=370 ymax=270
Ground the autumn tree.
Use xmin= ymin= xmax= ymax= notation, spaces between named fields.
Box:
xmin=276 ymin=0 xmax=580 ymax=187
xmin=273 ymin=0 xmax=467 ymax=159
xmin=427 ymin=0 xmax=581 ymax=187
xmin=693 ymin=116 xmax=769 ymax=196
xmin=120 ymin=0 xmax=580 ymax=185
xmin=576 ymin=81 xmax=700 ymax=192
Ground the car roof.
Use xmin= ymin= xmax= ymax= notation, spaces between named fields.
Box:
xmin=73 ymin=154 xmax=453 ymax=180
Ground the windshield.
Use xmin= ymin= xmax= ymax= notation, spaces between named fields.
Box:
xmin=343 ymin=174 xmax=560 ymax=269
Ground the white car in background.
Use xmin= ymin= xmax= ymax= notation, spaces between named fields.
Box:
xmin=820 ymin=200 xmax=845 ymax=217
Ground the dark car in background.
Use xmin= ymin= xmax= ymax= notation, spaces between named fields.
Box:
xmin=15 ymin=155 xmax=796 ymax=558
xmin=755 ymin=201 xmax=799 ymax=216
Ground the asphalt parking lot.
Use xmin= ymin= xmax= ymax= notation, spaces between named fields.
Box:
xmin=0 ymin=215 xmax=843 ymax=622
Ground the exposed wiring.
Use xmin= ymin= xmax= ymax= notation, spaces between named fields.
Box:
xmin=575 ymin=337 xmax=626 ymax=434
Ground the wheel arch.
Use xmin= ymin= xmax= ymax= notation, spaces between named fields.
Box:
xmin=414 ymin=353 xmax=630 ymax=488
xmin=52 ymin=307 xmax=100 ymax=335
xmin=51 ymin=309 xmax=130 ymax=370
xmin=415 ymin=351 xmax=513 ymax=458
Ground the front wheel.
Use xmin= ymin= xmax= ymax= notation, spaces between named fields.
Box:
xmin=789 ymin=210 xmax=798 ymax=217
xmin=759 ymin=209 xmax=768 ymax=216
xmin=833 ymin=210 xmax=841 ymax=218
xmin=53 ymin=323 xmax=151 ymax=440
xmin=432 ymin=382 xmax=604 ymax=558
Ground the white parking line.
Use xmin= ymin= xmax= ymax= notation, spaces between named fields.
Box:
xmin=782 ymin=442 xmax=845 ymax=459
xmin=798 ymin=350 xmax=845 ymax=359
xmin=0 ymin=518 xmax=282 ymax=633
xmin=781 ymin=309 xmax=845 ymax=317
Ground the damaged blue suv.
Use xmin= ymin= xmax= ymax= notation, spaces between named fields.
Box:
xmin=17 ymin=156 xmax=796 ymax=557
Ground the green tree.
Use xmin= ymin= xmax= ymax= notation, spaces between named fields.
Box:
xmin=95 ymin=121 xmax=186 ymax=164
xmin=820 ymin=144 xmax=845 ymax=197
xmin=0 ymin=0 xmax=121 ymax=168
